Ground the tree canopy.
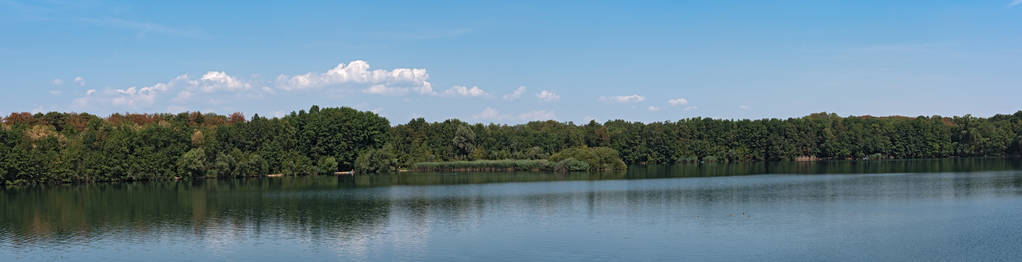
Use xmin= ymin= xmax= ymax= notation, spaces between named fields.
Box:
xmin=2 ymin=107 xmax=1021 ymax=185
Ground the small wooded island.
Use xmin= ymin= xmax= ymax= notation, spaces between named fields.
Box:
xmin=1 ymin=106 xmax=1020 ymax=186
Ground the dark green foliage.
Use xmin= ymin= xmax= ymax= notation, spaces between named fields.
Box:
xmin=550 ymin=147 xmax=627 ymax=171
xmin=3 ymin=107 xmax=1022 ymax=186
xmin=413 ymin=159 xmax=555 ymax=172
xmin=554 ymin=158 xmax=590 ymax=172
xmin=236 ymin=153 xmax=268 ymax=177
xmin=177 ymin=148 xmax=206 ymax=178
xmin=317 ymin=156 xmax=338 ymax=175
xmin=452 ymin=125 xmax=476 ymax=160
xmin=354 ymin=148 xmax=398 ymax=174
xmin=280 ymin=151 xmax=315 ymax=176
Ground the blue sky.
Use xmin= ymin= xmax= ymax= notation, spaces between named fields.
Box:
xmin=2 ymin=0 xmax=1021 ymax=124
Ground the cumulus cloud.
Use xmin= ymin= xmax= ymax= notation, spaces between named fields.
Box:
xmin=67 ymin=60 xmax=437 ymax=112
xmin=536 ymin=90 xmax=560 ymax=102
xmin=600 ymin=94 xmax=644 ymax=103
xmin=503 ymin=86 xmax=527 ymax=101
xmin=200 ymin=71 xmax=249 ymax=92
xmin=668 ymin=98 xmax=688 ymax=106
xmin=110 ymin=75 xmax=189 ymax=107
xmin=72 ymin=71 xmax=266 ymax=111
xmin=647 ymin=106 xmax=660 ymax=112
xmin=363 ymin=84 xmax=411 ymax=96
xmin=52 ymin=78 xmax=63 ymax=85
xmin=444 ymin=85 xmax=486 ymax=97
xmin=275 ymin=60 xmax=432 ymax=95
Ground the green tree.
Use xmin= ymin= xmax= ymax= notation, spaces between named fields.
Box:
xmin=177 ymin=148 xmax=207 ymax=178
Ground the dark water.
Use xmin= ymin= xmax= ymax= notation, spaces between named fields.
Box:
xmin=3 ymin=159 xmax=1022 ymax=261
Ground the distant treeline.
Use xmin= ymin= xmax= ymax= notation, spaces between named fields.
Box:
xmin=1 ymin=106 xmax=1021 ymax=185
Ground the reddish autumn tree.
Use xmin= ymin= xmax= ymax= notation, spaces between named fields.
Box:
xmin=3 ymin=112 xmax=35 ymax=126
xmin=228 ymin=112 xmax=246 ymax=124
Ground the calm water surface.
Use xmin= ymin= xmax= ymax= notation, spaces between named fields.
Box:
xmin=3 ymin=159 xmax=1022 ymax=261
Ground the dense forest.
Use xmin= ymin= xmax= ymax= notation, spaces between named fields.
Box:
xmin=1 ymin=106 xmax=1021 ymax=185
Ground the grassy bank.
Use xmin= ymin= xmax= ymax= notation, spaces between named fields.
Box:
xmin=410 ymin=147 xmax=627 ymax=173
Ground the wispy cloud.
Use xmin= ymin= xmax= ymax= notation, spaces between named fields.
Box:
xmin=600 ymin=94 xmax=644 ymax=103
xmin=668 ymin=98 xmax=688 ymax=106
xmin=503 ymin=86 xmax=527 ymax=101
xmin=383 ymin=28 xmax=474 ymax=40
xmin=537 ymin=90 xmax=560 ymax=102
xmin=1011 ymin=0 xmax=1022 ymax=7
xmin=473 ymin=107 xmax=556 ymax=122
xmin=81 ymin=17 xmax=207 ymax=38
xmin=474 ymin=107 xmax=504 ymax=120
xmin=519 ymin=110 xmax=556 ymax=121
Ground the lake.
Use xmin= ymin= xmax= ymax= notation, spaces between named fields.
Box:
xmin=3 ymin=159 xmax=1022 ymax=261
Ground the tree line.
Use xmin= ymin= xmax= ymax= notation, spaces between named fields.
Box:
xmin=2 ymin=106 xmax=1021 ymax=185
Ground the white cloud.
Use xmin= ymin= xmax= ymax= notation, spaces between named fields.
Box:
xmin=503 ymin=86 xmax=527 ymax=101
xmin=536 ymin=90 xmax=560 ymax=102
xmin=363 ymin=84 xmax=410 ymax=96
xmin=473 ymin=107 xmax=556 ymax=122
xmin=647 ymin=105 xmax=660 ymax=111
xmin=518 ymin=110 xmax=556 ymax=121
xmin=739 ymin=105 xmax=750 ymax=110
xmin=48 ymin=90 xmax=62 ymax=96
xmin=275 ymin=60 xmax=432 ymax=95
xmin=474 ymin=107 xmax=505 ymax=120
xmin=74 ymin=74 xmax=192 ymax=109
xmin=668 ymin=98 xmax=688 ymax=106
xmin=1012 ymin=0 xmax=1022 ymax=7
xmin=600 ymin=94 xmax=645 ymax=103
xmin=175 ymin=90 xmax=193 ymax=101
xmin=52 ymin=78 xmax=63 ymax=85
xmin=200 ymin=71 xmax=249 ymax=92
xmin=68 ymin=60 xmax=434 ymax=112
xmin=444 ymin=85 xmax=486 ymax=97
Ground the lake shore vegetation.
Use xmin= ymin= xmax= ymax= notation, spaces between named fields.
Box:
xmin=2 ymin=106 xmax=1021 ymax=185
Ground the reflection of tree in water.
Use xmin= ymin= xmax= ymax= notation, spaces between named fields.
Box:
xmin=3 ymin=158 xmax=1021 ymax=249
xmin=0 ymin=176 xmax=391 ymax=248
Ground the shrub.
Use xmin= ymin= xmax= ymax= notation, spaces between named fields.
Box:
xmin=555 ymin=158 xmax=590 ymax=172
xmin=549 ymin=147 xmax=626 ymax=171
xmin=236 ymin=153 xmax=268 ymax=177
xmin=281 ymin=151 xmax=314 ymax=176
xmin=354 ymin=148 xmax=398 ymax=174
xmin=176 ymin=148 xmax=206 ymax=178
xmin=317 ymin=156 xmax=338 ymax=175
